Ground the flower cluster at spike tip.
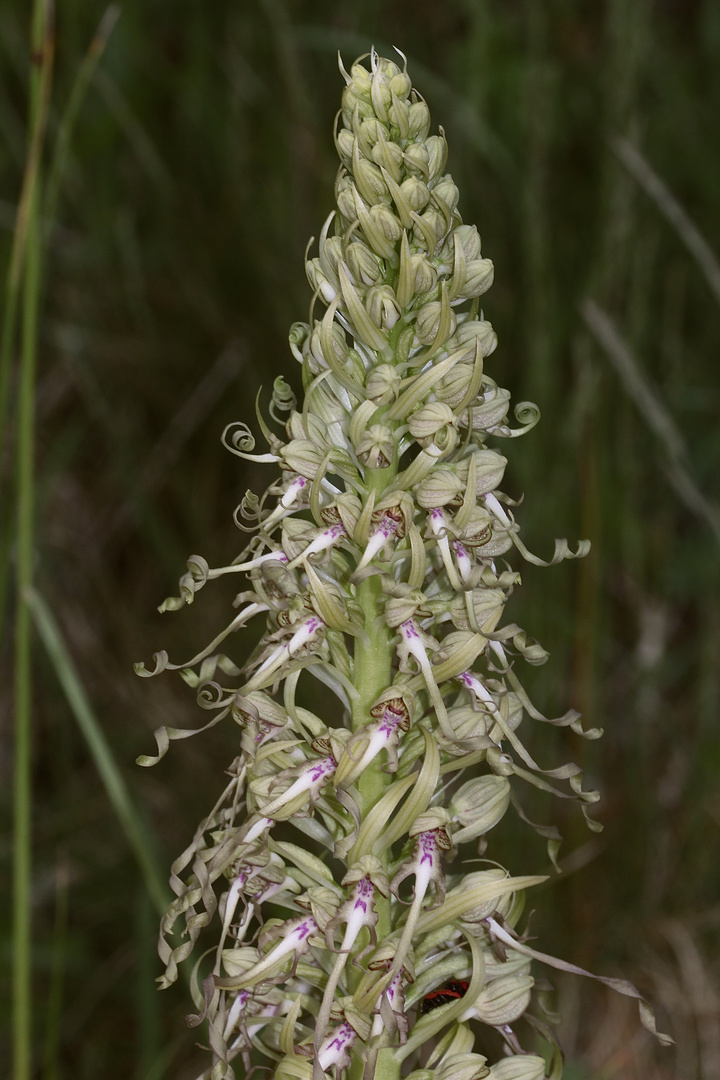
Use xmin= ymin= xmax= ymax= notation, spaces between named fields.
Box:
xmin=137 ymin=48 xmax=671 ymax=1080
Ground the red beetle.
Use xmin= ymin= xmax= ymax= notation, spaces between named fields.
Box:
xmin=420 ymin=979 xmax=469 ymax=1014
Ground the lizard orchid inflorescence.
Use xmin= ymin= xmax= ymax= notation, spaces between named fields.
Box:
xmin=137 ymin=48 xmax=670 ymax=1080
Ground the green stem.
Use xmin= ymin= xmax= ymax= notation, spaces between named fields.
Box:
xmin=350 ymin=464 xmax=401 ymax=1080
xmin=12 ymin=8 xmax=53 ymax=1078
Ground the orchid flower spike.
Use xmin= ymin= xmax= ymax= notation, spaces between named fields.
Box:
xmin=137 ymin=47 xmax=671 ymax=1080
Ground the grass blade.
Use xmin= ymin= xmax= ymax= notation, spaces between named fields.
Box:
xmin=612 ymin=134 xmax=720 ymax=307
xmin=581 ymin=297 xmax=720 ymax=547
xmin=27 ymin=587 xmax=170 ymax=916
xmin=12 ymin=4 xmax=54 ymax=1078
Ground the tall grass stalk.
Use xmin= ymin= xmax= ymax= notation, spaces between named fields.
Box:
xmin=11 ymin=4 xmax=53 ymax=1078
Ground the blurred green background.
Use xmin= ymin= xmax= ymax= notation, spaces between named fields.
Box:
xmin=2 ymin=1 xmax=720 ymax=1077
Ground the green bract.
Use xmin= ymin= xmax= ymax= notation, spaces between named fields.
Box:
xmin=138 ymin=47 xmax=669 ymax=1080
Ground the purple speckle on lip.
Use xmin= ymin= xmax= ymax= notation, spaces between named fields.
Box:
xmin=419 ymin=831 xmax=436 ymax=866
xmin=353 ymin=876 xmax=374 ymax=913
xmin=327 ymin=1022 xmax=353 ymax=1051
xmin=309 ymin=756 xmax=335 ymax=783
xmin=296 ymin=918 xmax=316 ymax=941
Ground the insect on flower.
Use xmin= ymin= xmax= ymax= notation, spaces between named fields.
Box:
xmin=419 ymin=979 xmax=470 ymax=1015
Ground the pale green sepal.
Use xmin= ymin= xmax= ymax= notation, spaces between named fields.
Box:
xmin=338 ymin=260 xmax=391 ymax=354
xmin=415 ymin=875 xmax=548 ymax=936
xmin=276 ymin=1057 xmax=314 ymax=1080
xmin=488 ymin=1056 xmax=545 ymax=1080
xmin=373 ymin=727 xmax=439 ymax=851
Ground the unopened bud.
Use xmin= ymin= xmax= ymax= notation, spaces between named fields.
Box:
xmin=457 ymin=258 xmax=494 ymax=300
xmin=467 ymin=450 xmax=507 ymax=496
xmin=450 ymin=775 xmax=511 ymax=843
xmin=454 ymin=224 xmax=482 ymax=262
xmin=371 ymin=133 xmax=404 ymax=182
xmin=437 ymin=1054 xmax=491 ymax=1080
xmin=408 ymin=100 xmax=431 ymax=141
xmin=488 ymin=1057 xmax=545 ymax=1080
xmin=366 ymin=362 xmax=402 ymax=404
xmin=404 ymin=141 xmax=430 ymax=177
xmin=427 ymin=134 xmax=449 ymax=180
xmin=336 ymin=174 xmax=358 ymax=222
xmin=335 ymin=128 xmax=355 ymax=166
xmin=455 ymin=318 xmax=497 ymax=357
xmin=454 ymin=869 xmax=517 ymax=924
xmin=366 ymin=284 xmax=401 ymax=330
xmin=345 ymin=241 xmax=383 ymax=286
xmin=353 ymin=152 xmax=389 ymax=205
xmin=401 ymin=175 xmax=431 ymax=212
xmin=409 ymin=402 xmax=456 ymax=442
xmin=415 ymin=298 xmax=457 ymax=346
xmin=473 ymin=974 xmax=534 ymax=1025
xmin=416 ymin=466 xmax=464 ymax=508
xmin=433 ymin=176 xmax=460 ymax=215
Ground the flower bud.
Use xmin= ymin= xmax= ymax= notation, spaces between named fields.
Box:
xmin=305 ymin=258 xmax=337 ymax=304
xmin=455 ymin=869 xmax=516 ymax=923
xmin=415 ymin=466 xmax=464 ymax=508
xmin=466 ymin=385 xmax=511 ymax=432
xmin=488 ymin=1057 xmax=546 ymax=1080
xmin=450 ymin=775 xmax=511 ymax=843
xmin=404 ymin=141 xmax=430 ymax=178
xmin=353 ymin=149 xmax=390 ymax=205
xmin=342 ymin=86 xmax=373 ymax=126
xmin=408 ymin=100 xmax=431 ymax=141
xmin=335 ymin=127 xmax=355 ymax=167
xmin=356 ymin=117 xmax=385 ymax=158
xmin=366 ymin=284 xmax=401 ymax=330
xmin=401 ymin=175 xmax=431 ymax=212
xmin=408 ymin=402 xmax=456 ymax=442
xmin=457 ymin=258 xmax=494 ymax=300
xmin=306 ymin=319 xmax=349 ymax=373
xmin=415 ymin=298 xmax=457 ymax=346
xmin=389 ymin=70 xmax=411 ymax=100
xmin=336 ymin=173 xmax=358 ymax=222
xmin=363 ymin=203 xmax=403 ymax=258
xmin=466 ymin=450 xmax=508 ymax=496
xmin=437 ymin=1054 xmax=491 ymax=1080
xmin=454 ymin=224 xmax=482 ymax=262
xmin=434 ymin=361 xmax=477 ymax=408
xmin=388 ymin=92 xmax=410 ymax=138
xmin=370 ymin=69 xmax=393 ymax=123
xmin=427 ymin=134 xmax=449 ymax=180
xmin=318 ymin=233 xmax=344 ymax=281
xmin=473 ymin=974 xmax=534 ymax=1026
xmin=371 ymin=132 xmax=404 ymax=182
xmin=455 ymin=317 xmax=497 ymax=357
xmin=366 ymin=362 xmax=402 ymax=404
xmin=409 ymin=252 xmax=437 ymax=297
xmin=345 ymin=241 xmax=383 ymax=286
xmin=433 ymin=175 xmax=460 ymax=215
xmin=413 ymin=207 xmax=446 ymax=254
